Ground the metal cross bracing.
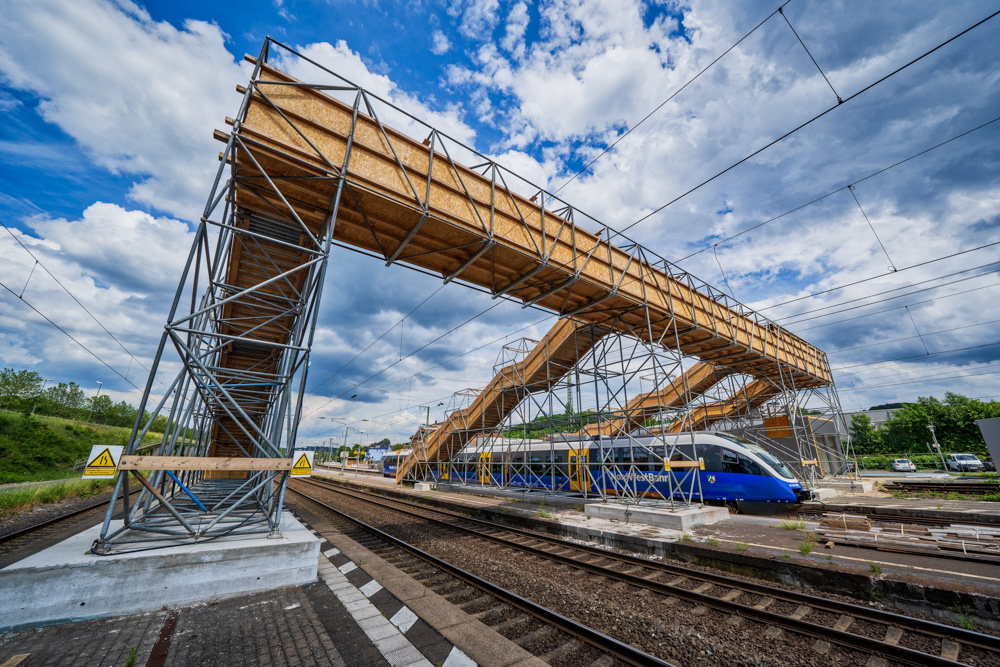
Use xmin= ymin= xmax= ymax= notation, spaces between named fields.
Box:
xmin=99 ymin=35 xmax=842 ymax=548
xmin=406 ymin=319 xmax=850 ymax=508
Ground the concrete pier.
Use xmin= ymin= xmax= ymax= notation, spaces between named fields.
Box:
xmin=0 ymin=515 xmax=319 ymax=631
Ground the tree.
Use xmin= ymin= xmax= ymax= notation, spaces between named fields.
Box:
xmin=849 ymin=413 xmax=884 ymax=454
xmin=0 ymin=368 xmax=44 ymax=409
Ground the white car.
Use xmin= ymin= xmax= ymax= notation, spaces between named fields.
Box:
xmin=890 ymin=458 xmax=917 ymax=472
xmin=946 ymin=453 xmax=985 ymax=472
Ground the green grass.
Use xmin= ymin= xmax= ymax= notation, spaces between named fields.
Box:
xmin=735 ymin=542 xmax=749 ymax=552
xmin=780 ymin=518 xmax=806 ymax=531
xmin=534 ymin=509 xmax=554 ymax=519
xmin=708 ymin=537 xmax=718 ymax=547
xmin=0 ymin=477 xmax=117 ymax=515
xmin=958 ymin=616 xmax=974 ymax=631
xmin=0 ymin=410 xmax=162 ymax=484
xmin=798 ymin=540 xmax=814 ymax=555
xmin=680 ymin=532 xmax=692 ymax=542
xmin=870 ymin=563 xmax=883 ymax=576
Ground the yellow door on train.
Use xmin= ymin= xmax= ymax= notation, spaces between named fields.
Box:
xmin=438 ymin=461 xmax=449 ymax=481
xmin=478 ymin=452 xmax=491 ymax=484
xmin=568 ymin=448 xmax=588 ymax=491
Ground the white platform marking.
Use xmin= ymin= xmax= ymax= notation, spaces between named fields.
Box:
xmin=339 ymin=561 xmax=357 ymax=574
xmin=318 ymin=556 xmax=432 ymax=667
xmin=323 ymin=548 xmax=341 ymax=558
xmin=359 ymin=579 xmax=383 ymax=597
xmin=443 ymin=646 xmax=477 ymax=667
xmin=390 ymin=605 xmax=418 ymax=634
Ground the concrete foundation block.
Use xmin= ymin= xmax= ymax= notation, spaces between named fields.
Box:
xmin=811 ymin=488 xmax=840 ymax=501
xmin=0 ymin=514 xmax=319 ymax=631
xmin=413 ymin=482 xmax=436 ymax=491
xmin=817 ymin=479 xmax=874 ymax=493
xmin=584 ymin=503 xmax=729 ymax=531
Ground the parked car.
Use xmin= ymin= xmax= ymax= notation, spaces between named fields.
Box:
xmin=891 ymin=458 xmax=917 ymax=472
xmin=985 ymin=459 xmax=996 ymax=472
xmin=945 ymin=453 xmax=985 ymax=472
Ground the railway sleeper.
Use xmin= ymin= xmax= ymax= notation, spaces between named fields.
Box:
xmin=492 ymin=614 xmax=533 ymax=637
xmin=538 ymin=638 xmax=583 ymax=664
xmin=514 ymin=624 xmax=559 ymax=650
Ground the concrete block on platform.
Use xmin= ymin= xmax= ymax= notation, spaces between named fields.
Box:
xmin=817 ymin=479 xmax=874 ymax=493
xmin=810 ymin=488 xmax=840 ymax=501
xmin=0 ymin=514 xmax=319 ymax=631
xmin=413 ymin=482 xmax=436 ymax=491
xmin=584 ymin=502 xmax=728 ymax=531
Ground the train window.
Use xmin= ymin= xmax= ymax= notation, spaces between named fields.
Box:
xmin=698 ymin=445 xmax=724 ymax=473
xmin=723 ymin=450 xmax=761 ymax=475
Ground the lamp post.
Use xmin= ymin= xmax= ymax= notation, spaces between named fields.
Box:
xmin=31 ymin=378 xmax=52 ymax=415
xmin=928 ymin=424 xmax=947 ymax=472
xmin=86 ymin=381 xmax=103 ymax=423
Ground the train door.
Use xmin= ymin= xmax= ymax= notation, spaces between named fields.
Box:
xmin=438 ymin=461 xmax=449 ymax=481
xmin=568 ymin=449 xmax=588 ymax=491
xmin=478 ymin=452 xmax=491 ymax=484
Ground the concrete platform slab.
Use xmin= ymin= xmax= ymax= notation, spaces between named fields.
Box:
xmin=810 ymin=488 xmax=839 ymax=501
xmin=817 ymin=479 xmax=875 ymax=493
xmin=0 ymin=515 xmax=319 ymax=631
xmin=584 ymin=502 xmax=728 ymax=530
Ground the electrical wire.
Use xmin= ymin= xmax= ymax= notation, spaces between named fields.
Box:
xmin=549 ymin=1 xmax=792 ymax=198
xmin=759 ymin=239 xmax=1000 ymax=311
xmin=831 ymin=339 xmax=1000 ymax=372
xmin=676 ymin=115 xmax=1000 ymax=264
xmin=780 ymin=268 xmax=999 ymax=327
xmin=0 ymin=279 xmax=141 ymax=390
xmin=618 ymin=8 xmax=1000 ymax=236
xmin=792 ymin=280 xmax=999 ymax=333
xmin=776 ymin=260 xmax=1000 ymax=321
xmin=827 ymin=318 xmax=1000 ymax=354
xmin=2 ymin=219 xmax=160 ymax=388
xmin=306 ymin=282 xmax=445 ymax=394
xmin=849 ymin=367 xmax=1000 ymax=391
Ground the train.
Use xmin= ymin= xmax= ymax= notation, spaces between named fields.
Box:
xmin=381 ymin=449 xmax=410 ymax=477
xmin=387 ymin=432 xmax=809 ymax=504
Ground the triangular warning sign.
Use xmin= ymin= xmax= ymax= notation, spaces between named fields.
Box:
xmin=290 ymin=452 xmax=313 ymax=477
xmin=84 ymin=448 xmax=118 ymax=477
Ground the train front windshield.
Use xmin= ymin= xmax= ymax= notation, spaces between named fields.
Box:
xmin=741 ymin=442 xmax=796 ymax=480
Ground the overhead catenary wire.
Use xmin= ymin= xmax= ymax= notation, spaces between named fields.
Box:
xmin=827 ymin=318 xmax=1000 ymax=354
xmin=776 ymin=260 xmax=1000 ymax=321
xmin=617 ymin=8 xmax=1000 ymax=236
xmin=676 ymin=114 xmax=1000 ymax=264
xmin=759 ymin=239 xmax=1000 ymax=312
xmin=1 ymin=219 xmax=160 ymax=388
xmin=548 ymin=1 xmax=793 ymax=198
xmin=779 ymin=267 xmax=999 ymax=327
xmin=790 ymin=280 xmax=1000 ymax=333
xmin=831 ymin=339 xmax=1000 ymax=372
xmin=0 ymin=279 xmax=141 ymax=390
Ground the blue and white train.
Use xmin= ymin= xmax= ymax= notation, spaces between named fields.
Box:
xmin=381 ymin=449 xmax=410 ymax=477
xmin=430 ymin=432 xmax=809 ymax=505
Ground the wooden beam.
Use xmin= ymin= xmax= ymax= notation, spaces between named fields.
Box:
xmin=119 ymin=456 xmax=294 ymax=471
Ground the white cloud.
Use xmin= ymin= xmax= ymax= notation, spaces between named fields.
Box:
xmin=500 ymin=2 xmax=530 ymax=60
xmin=431 ymin=30 xmax=451 ymax=55
xmin=0 ymin=0 xmax=250 ymax=221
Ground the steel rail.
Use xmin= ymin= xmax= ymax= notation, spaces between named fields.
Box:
xmin=304 ymin=478 xmax=998 ymax=664
xmin=287 ymin=484 xmax=673 ymax=667
xmin=0 ymin=489 xmax=140 ymax=545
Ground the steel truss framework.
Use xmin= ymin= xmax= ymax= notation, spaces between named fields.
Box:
xmin=99 ymin=37 xmax=842 ymax=549
xmin=404 ymin=322 xmax=851 ymax=507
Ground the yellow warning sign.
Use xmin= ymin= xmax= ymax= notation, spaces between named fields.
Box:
xmin=82 ymin=445 xmax=123 ymax=479
xmin=290 ymin=450 xmax=314 ymax=477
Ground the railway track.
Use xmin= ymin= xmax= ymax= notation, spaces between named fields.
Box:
xmin=288 ymin=482 xmax=671 ymax=667
xmin=0 ymin=489 xmax=140 ymax=566
xmin=884 ymin=481 xmax=1000 ymax=495
xmin=295 ymin=477 xmax=1000 ymax=667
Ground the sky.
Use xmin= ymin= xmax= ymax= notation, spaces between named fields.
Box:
xmin=1 ymin=0 xmax=998 ymax=448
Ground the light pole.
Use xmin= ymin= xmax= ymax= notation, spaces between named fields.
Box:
xmin=928 ymin=424 xmax=947 ymax=472
xmin=31 ymin=378 xmax=52 ymax=415
xmin=86 ymin=381 xmax=103 ymax=423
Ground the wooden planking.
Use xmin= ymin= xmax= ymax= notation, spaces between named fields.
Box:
xmin=227 ymin=62 xmax=832 ymax=386
xmin=119 ymin=456 xmax=294 ymax=471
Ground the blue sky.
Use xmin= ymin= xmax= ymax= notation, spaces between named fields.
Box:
xmin=1 ymin=0 xmax=999 ymax=446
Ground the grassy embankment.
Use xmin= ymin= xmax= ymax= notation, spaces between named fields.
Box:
xmin=0 ymin=410 xmax=161 ymax=515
